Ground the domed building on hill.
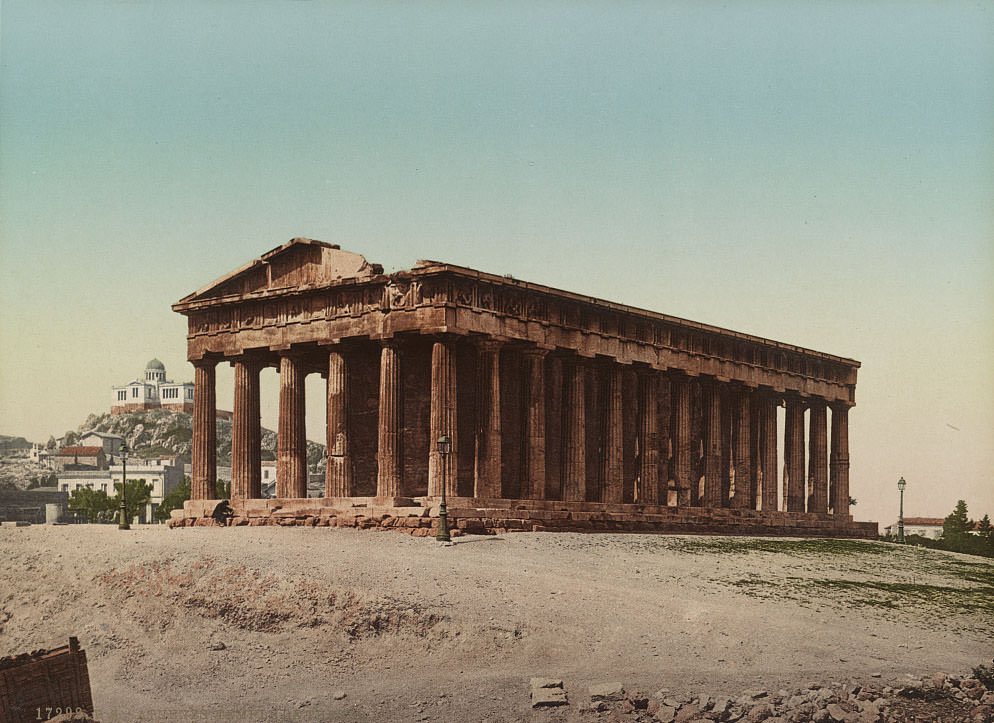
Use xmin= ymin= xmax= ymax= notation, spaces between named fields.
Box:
xmin=111 ymin=358 xmax=194 ymax=414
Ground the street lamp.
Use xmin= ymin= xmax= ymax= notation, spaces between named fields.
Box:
xmin=118 ymin=442 xmax=130 ymax=530
xmin=897 ymin=476 xmax=906 ymax=543
xmin=436 ymin=435 xmax=452 ymax=544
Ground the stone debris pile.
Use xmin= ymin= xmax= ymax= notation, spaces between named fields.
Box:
xmin=529 ymin=666 xmax=994 ymax=722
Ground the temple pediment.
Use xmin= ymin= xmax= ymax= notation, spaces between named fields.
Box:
xmin=176 ymin=238 xmax=383 ymax=306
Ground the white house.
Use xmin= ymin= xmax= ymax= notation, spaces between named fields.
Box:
xmin=883 ymin=517 xmax=944 ymax=539
xmin=111 ymin=359 xmax=194 ymax=415
xmin=79 ymin=431 xmax=125 ymax=457
xmin=58 ymin=455 xmax=184 ymax=524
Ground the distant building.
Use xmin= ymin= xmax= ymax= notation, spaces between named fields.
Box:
xmin=79 ymin=431 xmax=125 ymax=457
xmin=111 ymin=359 xmax=194 ymax=415
xmin=56 ymin=446 xmax=107 ymax=471
xmin=0 ymin=486 xmax=68 ymax=524
xmin=884 ymin=517 xmax=944 ymax=539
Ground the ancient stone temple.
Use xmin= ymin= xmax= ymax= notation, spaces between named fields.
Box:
xmin=171 ymin=238 xmax=876 ymax=538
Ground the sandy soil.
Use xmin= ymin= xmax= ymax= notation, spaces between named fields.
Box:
xmin=1 ymin=525 xmax=991 ymax=722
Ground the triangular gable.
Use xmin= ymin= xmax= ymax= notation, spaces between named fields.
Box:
xmin=176 ymin=238 xmax=383 ymax=305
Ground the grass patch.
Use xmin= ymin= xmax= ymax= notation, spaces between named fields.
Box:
xmin=730 ymin=576 xmax=994 ymax=616
xmin=667 ymin=537 xmax=890 ymax=557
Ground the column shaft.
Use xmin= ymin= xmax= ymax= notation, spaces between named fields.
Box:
xmin=563 ymin=357 xmax=587 ymax=502
xmin=474 ymin=340 xmax=502 ymax=498
xmin=636 ymin=371 xmax=659 ymax=504
xmin=192 ymin=361 xmax=217 ymax=500
xmin=784 ymin=397 xmax=806 ymax=512
xmin=326 ymin=350 xmax=352 ymax=497
xmin=731 ymin=389 xmax=752 ymax=508
xmin=277 ymin=354 xmax=307 ymax=499
xmin=376 ymin=342 xmax=402 ymax=498
xmin=830 ymin=404 xmax=851 ymax=518
xmin=522 ymin=349 xmax=548 ymax=500
xmin=671 ymin=374 xmax=692 ymax=506
xmin=231 ymin=361 xmax=261 ymax=500
xmin=759 ymin=394 xmax=779 ymax=511
xmin=428 ymin=340 xmax=458 ymax=497
xmin=600 ymin=364 xmax=624 ymax=503
xmin=807 ymin=400 xmax=828 ymax=513
xmin=702 ymin=380 xmax=723 ymax=508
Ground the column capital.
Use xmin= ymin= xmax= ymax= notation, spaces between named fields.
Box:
xmin=475 ymin=337 xmax=504 ymax=353
xmin=520 ymin=345 xmax=550 ymax=360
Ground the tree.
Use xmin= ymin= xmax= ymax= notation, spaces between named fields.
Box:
xmin=942 ymin=500 xmax=972 ymax=543
xmin=978 ymin=514 xmax=993 ymax=552
xmin=216 ymin=479 xmax=231 ymax=499
xmin=46 ymin=435 xmax=56 ymax=450
xmin=154 ymin=475 xmax=190 ymax=522
xmin=113 ymin=478 xmax=153 ymax=524
xmin=68 ymin=487 xmax=117 ymax=523
xmin=63 ymin=431 xmax=78 ymax=446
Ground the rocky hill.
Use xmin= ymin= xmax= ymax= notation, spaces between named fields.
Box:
xmin=77 ymin=410 xmax=326 ymax=469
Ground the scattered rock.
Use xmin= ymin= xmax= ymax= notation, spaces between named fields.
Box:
xmin=332 ymin=691 xmax=346 ymax=700
xmin=590 ymin=682 xmax=626 ymax=701
xmin=655 ymin=704 xmax=677 ymax=722
xmin=531 ymin=687 xmax=567 ymax=707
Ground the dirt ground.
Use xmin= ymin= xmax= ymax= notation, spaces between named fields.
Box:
xmin=2 ymin=525 xmax=991 ymax=722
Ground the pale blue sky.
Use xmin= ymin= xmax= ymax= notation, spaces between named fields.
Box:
xmin=2 ymin=1 xmax=992 ymax=526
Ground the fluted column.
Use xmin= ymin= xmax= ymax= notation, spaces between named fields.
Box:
xmin=376 ymin=341 xmax=402 ymax=498
xmin=231 ymin=360 xmax=261 ymax=500
xmin=326 ymin=349 xmax=352 ymax=497
xmin=521 ymin=348 xmax=548 ymax=500
xmin=807 ymin=399 xmax=828 ymax=513
xmin=474 ymin=340 xmax=502 ymax=498
xmin=784 ymin=396 xmax=806 ymax=512
xmin=191 ymin=360 xmax=217 ymax=500
xmin=731 ymin=388 xmax=752 ymax=509
xmin=702 ymin=379 xmax=723 ymax=508
xmin=759 ymin=393 xmax=779 ymax=511
xmin=635 ymin=370 xmax=659 ymax=504
xmin=428 ymin=339 xmax=457 ymax=498
xmin=830 ymin=404 xmax=851 ymax=518
xmin=563 ymin=357 xmax=587 ymax=502
xmin=277 ymin=354 xmax=307 ymax=499
xmin=671 ymin=374 xmax=692 ymax=506
xmin=546 ymin=355 xmax=563 ymax=500
xmin=598 ymin=363 xmax=623 ymax=503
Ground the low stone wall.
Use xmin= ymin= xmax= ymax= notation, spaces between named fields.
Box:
xmin=169 ymin=497 xmax=878 ymax=539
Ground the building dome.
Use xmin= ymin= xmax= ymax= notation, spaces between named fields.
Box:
xmin=146 ymin=358 xmax=166 ymax=371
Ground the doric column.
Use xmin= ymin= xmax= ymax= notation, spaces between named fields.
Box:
xmin=191 ymin=359 xmax=217 ymax=500
xmin=428 ymin=339 xmax=457 ymax=498
xmin=702 ymin=379 xmax=723 ymax=508
xmin=562 ymin=356 xmax=587 ymax=502
xmin=807 ymin=399 xmax=828 ymax=513
xmin=474 ymin=340 xmax=502 ymax=498
xmin=635 ymin=370 xmax=659 ymax=504
xmin=599 ymin=363 xmax=624 ymax=503
xmin=545 ymin=354 xmax=564 ymax=500
xmin=759 ymin=392 xmax=779 ymax=511
xmin=376 ymin=341 xmax=402 ymax=498
xmin=830 ymin=404 xmax=851 ymax=518
xmin=521 ymin=348 xmax=548 ymax=500
xmin=731 ymin=388 xmax=752 ymax=509
xmin=326 ymin=349 xmax=352 ymax=497
xmin=277 ymin=353 xmax=307 ymax=499
xmin=231 ymin=360 xmax=261 ymax=500
xmin=671 ymin=373 xmax=692 ymax=506
xmin=783 ymin=396 xmax=806 ymax=512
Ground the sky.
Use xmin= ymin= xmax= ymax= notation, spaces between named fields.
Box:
xmin=1 ymin=1 xmax=992 ymax=527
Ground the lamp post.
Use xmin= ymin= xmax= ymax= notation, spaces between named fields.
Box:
xmin=118 ymin=442 xmax=130 ymax=530
xmin=436 ymin=435 xmax=452 ymax=544
xmin=897 ymin=476 xmax=906 ymax=543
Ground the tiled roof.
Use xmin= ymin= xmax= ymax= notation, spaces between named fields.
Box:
xmin=901 ymin=517 xmax=944 ymax=526
xmin=59 ymin=446 xmax=103 ymax=456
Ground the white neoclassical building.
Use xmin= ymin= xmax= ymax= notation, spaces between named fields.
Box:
xmin=59 ymin=455 xmax=184 ymax=523
xmin=111 ymin=358 xmax=194 ymax=415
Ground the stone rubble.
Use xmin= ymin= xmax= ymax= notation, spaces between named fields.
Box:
xmin=527 ymin=666 xmax=994 ymax=722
